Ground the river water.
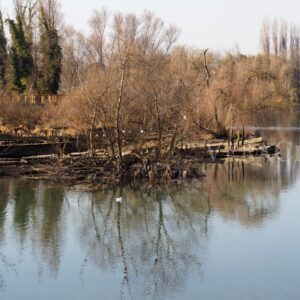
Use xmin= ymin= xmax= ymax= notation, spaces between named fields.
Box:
xmin=0 ymin=108 xmax=300 ymax=300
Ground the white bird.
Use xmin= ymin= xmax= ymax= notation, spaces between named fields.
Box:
xmin=116 ymin=197 xmax=123 ymax=203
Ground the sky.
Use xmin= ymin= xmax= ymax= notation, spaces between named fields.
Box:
xmin=1 ymin=0 xmax=300 ymax=54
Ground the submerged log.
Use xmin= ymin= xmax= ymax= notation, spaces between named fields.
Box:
xmin=0 ymin=140 xmax=88 ymax=158
xmin=0 ymin=160 xmax=23 ymax=165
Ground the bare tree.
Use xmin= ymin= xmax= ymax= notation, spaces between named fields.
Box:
xmin=272 ymin=19 xmax=279 ymax=55
xmin=260 ymin=18 xmax=270 ymax=56
xmin=87 ymin=8 xmax=109 ymax=69
xmin=38 ymin=0 xmax=62 ymax=28
xmin=279 ymin=20 xmax=288 ymax=58
xmin=110 ymin=13 xmax=139 ymax=168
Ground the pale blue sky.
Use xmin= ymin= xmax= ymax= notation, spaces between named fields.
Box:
xmin=1 ymin=0 xmax=300 ymax=54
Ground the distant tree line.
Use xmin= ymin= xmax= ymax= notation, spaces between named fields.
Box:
xmin=260 ymin=18 xmax=300 ymax=99
xmin=0 ymin=0 xmax=62 ymax=94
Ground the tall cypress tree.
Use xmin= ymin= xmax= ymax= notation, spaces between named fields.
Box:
xmin=0 ymin=10 xmax=7 ymax=87
xmin=38 ymin=7 xmax=62 ymax=94
xmin=7 ymin=15 xmax=34 ymax=93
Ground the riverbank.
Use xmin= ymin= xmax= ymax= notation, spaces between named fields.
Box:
xmin=0 ymin=136 xmax=280 ymax=186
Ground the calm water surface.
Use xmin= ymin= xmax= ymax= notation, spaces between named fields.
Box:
xmin=0 ymin=108 xmax=300 ymax=300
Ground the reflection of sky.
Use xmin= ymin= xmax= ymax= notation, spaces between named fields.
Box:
xmin=196 ymin=185 xmax=300 ymax=300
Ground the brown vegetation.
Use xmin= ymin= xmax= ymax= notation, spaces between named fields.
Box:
xmin=0 ymin=8 xmax=297 ymax=174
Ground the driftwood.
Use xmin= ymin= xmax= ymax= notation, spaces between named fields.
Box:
xmin=176 ymin=137 xmax=279 ymax=159
xmin=0 ymin=136 xmax=279 ymax=185
xmin=0 ymin=140 xmax=87 ymax=158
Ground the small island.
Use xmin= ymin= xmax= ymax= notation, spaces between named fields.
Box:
xmin=0 ymin=6 xmax=292 ymax=186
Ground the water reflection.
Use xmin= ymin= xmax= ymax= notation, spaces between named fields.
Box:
xmin=12 ymin=182 xmax=37 ymax=244
xmin=203 ymin=156 xmax=299 ymax=225
xmin=79 ymin=186 xmax=205 ymax=299
xmin=0 ymin=153 xmax=298 ymax=299
xmin=0 ymin=181 xmax=9 ymax=244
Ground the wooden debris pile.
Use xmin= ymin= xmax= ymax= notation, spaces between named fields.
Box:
xmin=0 ymin=137 xmax=279 ymax=185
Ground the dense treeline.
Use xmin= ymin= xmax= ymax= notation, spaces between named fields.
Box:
xmin=260 ymin=18 xmax=300 ymax=99
xmin=0 ymin=0 xmax=62 ymax=94
xmin=1 ymin=2 xmax=300 ymax=166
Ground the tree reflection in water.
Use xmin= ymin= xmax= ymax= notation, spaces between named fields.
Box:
xmin=77 ymin=185 xmax=204 ymax=299
xmin=74 ymin=153 xmax=298 ymax=299
xmin=0 ymin=151 xmax=298 ymax=298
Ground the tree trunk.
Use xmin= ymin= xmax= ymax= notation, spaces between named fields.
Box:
xmin=203 ymin=49 xmax=211 ymax=87
xmin=116 ymin=58 xmax=127 ymax=171
xmin=154 ymin=95 xmax=162 ymax=156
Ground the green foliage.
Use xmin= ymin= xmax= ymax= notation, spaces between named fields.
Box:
xmin=0 ymin=10 xmax=7 ymax=87
xmin=6 ymin=16 xmax=34 ymax=92
xmin=10 ymin=47 xmax=25 ymax=93
xmin=38 ymin=8 xmax=62 ymax=94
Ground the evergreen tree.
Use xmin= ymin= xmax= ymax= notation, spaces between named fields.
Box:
xmin=0 ymin=10 xmax=7 ymax=87
xmin=7 ymin=15 xmax=34 ymax=92
xmin=38 ymin=7 xmax=62 ymax=94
